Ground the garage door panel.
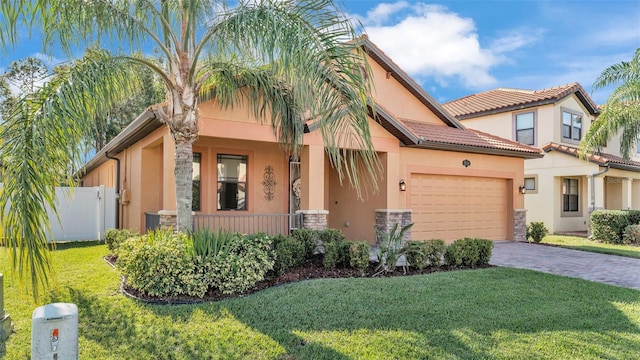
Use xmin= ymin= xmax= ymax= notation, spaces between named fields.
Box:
xmin=410 ymin=174 xmax=508 ymax=241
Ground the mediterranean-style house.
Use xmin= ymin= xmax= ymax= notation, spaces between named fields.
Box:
xmin=81 ymin=37 xmax=542 ymax=244
xmin=442 ymin=83 xmax=640 ymax=234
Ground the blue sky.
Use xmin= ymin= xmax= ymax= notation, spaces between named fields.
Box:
xmin=2 ymin=1 xmax=639 ymax=104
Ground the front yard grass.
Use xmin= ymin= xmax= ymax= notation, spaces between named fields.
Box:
xmin=1 ymin=241 xmax=640 ymax=359
xmin=543 ymin=235 xmax=640 ymax=259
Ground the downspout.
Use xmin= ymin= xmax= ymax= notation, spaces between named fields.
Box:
xmin=105 ymin=152 xmax=121 ymax=229
xmin=588 ymin=164 xmax=610 ymax=237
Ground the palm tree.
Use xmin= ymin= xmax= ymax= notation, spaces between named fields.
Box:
xmin=581 ymin=48 xmax=640 ymax=159
xmin=0 ymin=0 xmax=378 ymax=297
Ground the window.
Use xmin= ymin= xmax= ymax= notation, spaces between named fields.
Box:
xmin=636 ymin=138 xmax=640 ymax=155
xmin=217 ymin=154 xmax=247 ymax=210
xmin=524 ymin=177 xmax=536 ymax=191
xmin=515 ymin=112 xmax=535 ymax=145
xmin=192 ymin=153 xmax=201 ymax=211
xmin=562 ymin=109 xmax=582 ymax=142
xmin=562 ymin=178 xmax=579 ymax=212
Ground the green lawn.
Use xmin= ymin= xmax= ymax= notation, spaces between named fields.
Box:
xmin=543 ymin=235 xmax=640 ymax=259
xmin=1 ymin=242 xmax=640 ymax=359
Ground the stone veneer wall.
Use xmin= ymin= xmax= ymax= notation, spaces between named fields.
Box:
xmin=375 ymin=209 xmax=412 ymax=245
xmin=513 ymin=209 xmax=527 ymax=242
xmin=295 ymin=210 xmax=329 ymax=230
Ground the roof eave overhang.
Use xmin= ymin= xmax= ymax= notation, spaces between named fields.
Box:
xmin=544 ymin=147 xmax=640 ymax=171
xmin=360 ymin=38 xmax=466 ymax=129
xmin=80 ymin=108 xmax=161 ymax=175
xmin=411 ymin=141 xmax=544 ymax=159
xmin=456 ymin=98 xmax=558 ymax=120
xmin=607 ymin=163 xmax=640 ymax=172
xmin=369 ymin=104 xmax=419 ymax=145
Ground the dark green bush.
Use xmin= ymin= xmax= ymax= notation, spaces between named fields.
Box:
xmin=623 ymin=224 xmax=640 ymax=245
xmin=591 ymin=210 xmax=630 ymax=244
xmin=323 ymin=240 xmax=350 ymax=269
xmin=406 ymin=241 xmax=429 ymax=270
xmin=117 ymin=229 xmax=207 ymax=297
xmin=105 ymin=228 xmax=138 ymax=254
xmin=273 ymin=235 xmax=306 ymax=275
xmin=319 ymin=228 xmax=346 ymax=245
xmin=425 ymin=239 xmax=446 ymax=266
xmin=444 ymin=238 xmax=493 ymax=267
xmin=526 ymin=222 xmax=548 ymax=243
xmin=348 ymin=241 xmax=371 ymax=273
xmin=291 ymin=228 xmax=319 ymax=257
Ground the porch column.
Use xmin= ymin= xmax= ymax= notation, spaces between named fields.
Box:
xmin=622 ymin=178 xmax=632 ymax=210
xmin=299 ymin=145 xmax=328 ymax=230
xmin=513 ymin=209 xmax=527 ymax=242
xmin=374 ymin=209 xmax=412 ymax=245
xmin=588 ymin=175 xmax=606 ymax=212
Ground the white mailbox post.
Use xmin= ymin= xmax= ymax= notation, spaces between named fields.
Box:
xmin=31 ymin=303 xmax=78 ymax=360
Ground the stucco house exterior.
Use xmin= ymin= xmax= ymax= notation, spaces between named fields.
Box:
xmin=443 ymin=83 xmax=640 ymax=234
xmin=81 ymin=37 xmax=541 ymax=243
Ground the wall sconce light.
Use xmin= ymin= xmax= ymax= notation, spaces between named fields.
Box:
xmin=519 ymin=185 xmax=527 ymax=195
xmin=399 ymin=180 xmax=407 ymax=192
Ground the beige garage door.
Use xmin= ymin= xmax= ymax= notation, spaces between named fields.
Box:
xmin=410 ymin=174 xmax=508 ymax=241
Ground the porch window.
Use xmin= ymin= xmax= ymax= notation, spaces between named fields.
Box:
xmin=514 ymin=112 xmax=535 ymax=145
xmin=562 ymin=178 xmax=579 ymax=212
xmin=524 ymin=177 xmax=536 ymax=191
xmin=192 ymin=153 xmax=201 ymax=211
xmin=217 ymin=154 xmax=247 ymax=210
xmin=562 ymin=109 xmax=582 ymax=142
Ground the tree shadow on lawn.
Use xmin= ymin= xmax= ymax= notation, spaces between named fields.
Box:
xmin=149 ymin=268 xmax=640 ymax=359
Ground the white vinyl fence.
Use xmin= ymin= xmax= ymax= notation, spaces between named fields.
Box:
xmin=1 ymin=185 xmax=116 ymax=242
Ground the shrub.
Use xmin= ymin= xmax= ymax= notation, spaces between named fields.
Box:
xmin=406 ymin=241 xmax=429 ymax=270
xmin=349 ymin=241 xmax=371 ymax=273
xmin=476 ymin=239 xmax=494 ymax=265
xmin=444 ymin=238 xmax=493 ymax=267
xmin=319 ymin=228 xmax=346 ymax=245
xmin=376 ymin=223 xmax=413 ymax=273
xmin=425 ymin=239 xmax=446 ymax=267
xmin=591 ymin=210 xmax=630 ymax=244
xmin=105 ymin=228 xmax=138 ymax=255
xmin=526 ymin=222 xmax=548 ymax=243
xmin=117 ymin=229 xmax=207 ymax=297
xmin=291 ymin=228 xmax=319 ymax=257
xmin=209 ymin=233 xmax=274 ymax=295
xmin=323 ymin=239 xmax=350 ymax=269
xmin=623 ymin=224 xmax=640 ymax=245
xmin=189 ymin=229 xmax=233 ymax=260
xmin=273 ymin=235 xmax=306 ymax=275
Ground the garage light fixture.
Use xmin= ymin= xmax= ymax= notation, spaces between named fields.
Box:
xmin=519 ymin=185 xmax=527 ymax=195
xmin=399 ymin=180 xmax=407 ymax=192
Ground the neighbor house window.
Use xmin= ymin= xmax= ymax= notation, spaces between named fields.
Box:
xmin=636 ymin=138 xmax=640 ymax=155
xmin=562 ymin=109 xmax=582 ymax=142
xmin=514 ymin=111 xmax=535 ymax=145
xmin=524 ymin=177 xmax=536 ymax=191
xmin=562 ymin=178 xmax=579 ymax=213
xmin=217 ymin=154 xmax=247 ymax=210
xmin=192 ymin=153 xmax=201 ymax=211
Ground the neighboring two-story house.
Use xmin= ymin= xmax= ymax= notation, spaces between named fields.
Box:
xmin=443 ymin=83 xmax=640 ymax=234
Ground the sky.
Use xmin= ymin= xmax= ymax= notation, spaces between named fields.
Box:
xmin=1 ymin=0 xmax=639 ymax=104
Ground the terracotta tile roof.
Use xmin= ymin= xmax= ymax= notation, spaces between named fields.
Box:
xmin=442 ymin=83 xmax=599 ymax=119
xmin=399 ymin=119 xmax=543 ymax=158
xmin=542 ymin=142 xmax=640 ymax=170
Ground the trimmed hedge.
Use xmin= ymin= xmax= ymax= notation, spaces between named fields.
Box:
xmin=591 ymin=210 xmax=640 ymax=244
xmin=444 ymin=238 xmax=493 ymax=267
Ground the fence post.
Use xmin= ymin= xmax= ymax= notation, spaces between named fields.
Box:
xmin=0 ymin=273 xmax=14 ymax=341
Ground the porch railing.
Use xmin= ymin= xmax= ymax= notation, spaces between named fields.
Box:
xmin=193 ymin=213 xmax=303 ymax=235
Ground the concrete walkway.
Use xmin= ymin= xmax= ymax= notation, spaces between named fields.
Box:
xmin=490 ymin=241 xmax=640 ymax=291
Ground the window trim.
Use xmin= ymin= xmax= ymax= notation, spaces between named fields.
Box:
xmin=561 ymin=177 xmax=582 ymax=217
xmin=217 ymin=153 xmax=248 ymax=211
xmin=561 ymin=107 xmax=584 ymax=145
xmin=523 ymin=175 xmax=538 ymax=194
xmin=512 ymin=110 xmax=537 ymax=146
xmin=192 ymin=152 xmax=201 ymax=212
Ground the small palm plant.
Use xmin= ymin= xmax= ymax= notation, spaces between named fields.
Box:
xmin=375 ymin=223 xmax=414 ymax=275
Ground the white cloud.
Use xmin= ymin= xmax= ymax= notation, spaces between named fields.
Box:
xmin=357 ymin=2 xmax=538 ymax=89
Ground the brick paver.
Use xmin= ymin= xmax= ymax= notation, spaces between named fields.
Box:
xmin=490 ymin=241 xmax=640 ymax=291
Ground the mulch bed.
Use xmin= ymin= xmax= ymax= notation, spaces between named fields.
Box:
xmin=105 ymin=255 xmax=492 ymax=305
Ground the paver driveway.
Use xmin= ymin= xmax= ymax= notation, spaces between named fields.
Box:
xmin=490 ymin=241 xmax=640 ymax=291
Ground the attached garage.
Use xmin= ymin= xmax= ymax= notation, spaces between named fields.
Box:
xmin=410 ymin=174 xmax=509 ymax=241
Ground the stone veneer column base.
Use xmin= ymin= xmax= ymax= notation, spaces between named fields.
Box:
xmin=157 ymin=210 xmax=178 ymax=230
xmin=375 ymin=209 xmax=412 ymax=245
xmin=295 ymin=210 xmax=329 ymax=231
xmin=513 ymin=209 xmax=527 ymax=242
